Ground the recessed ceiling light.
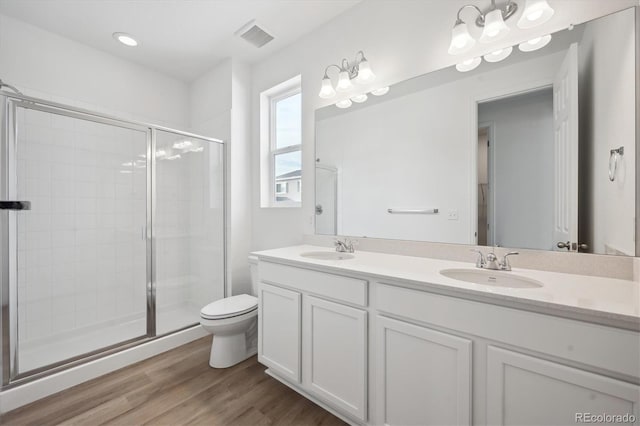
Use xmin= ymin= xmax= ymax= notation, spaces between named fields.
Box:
xmin=113 ymin=32 xmax=138 ymax=47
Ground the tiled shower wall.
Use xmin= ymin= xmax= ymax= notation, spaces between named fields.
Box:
xmin=14 ymin=105 xmax=226 ymax=348
xmin=16 ymin=107 xmax=148 ymax=344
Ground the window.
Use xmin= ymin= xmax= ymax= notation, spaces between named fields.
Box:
xmin=260 ymin=75 xmax=302 ymax=207
xmin=276 ymin=182 xmax=288 ymax=195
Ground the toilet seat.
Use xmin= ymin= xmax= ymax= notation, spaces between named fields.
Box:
xmin=200 ymin=294 xmax=258 ymax=320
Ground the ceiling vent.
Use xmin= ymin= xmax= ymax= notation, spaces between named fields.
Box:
xmin=235 ymin=20 xmax=274 ymax=48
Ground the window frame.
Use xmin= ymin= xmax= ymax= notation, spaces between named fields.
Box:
xmin=268 ymin=85 xmax=302 ymax=207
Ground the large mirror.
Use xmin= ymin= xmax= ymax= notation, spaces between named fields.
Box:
xmin=315 ymin=7 xmax=637 ymax=256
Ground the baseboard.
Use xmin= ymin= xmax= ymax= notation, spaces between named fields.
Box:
xmin=0 ymin=326 xmax=208 ymax=414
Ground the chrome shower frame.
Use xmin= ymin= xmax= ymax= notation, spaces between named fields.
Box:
xmin=0 ymin=91 xmax=227 ymax=388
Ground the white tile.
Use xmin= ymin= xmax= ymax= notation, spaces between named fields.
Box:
xmin=51 ymin=164 xmax=75 ymax=181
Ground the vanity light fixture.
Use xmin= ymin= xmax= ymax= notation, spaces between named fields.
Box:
xmin=517 ymin=0 xmax=555 ymax=29
xmin=318 ymin=51 xmax=376 ymax=99
xmin=518 ymin=34 xmax=552 ymax=52
xmin=484 ymin=46 xmax=513 ymax=62
xmin=448 ymin=0 xmax=554 ymax=55
xmin=371 ymin=86 xmax=389 ymax=96
xmin=456 ymin=57 xmax=482 ymax=72
xmin=335 ymin=99 xmax=353 ymax=109
xmin=112 ymin=32 xmax=138 ymax=47
xmin=479 ymin=7 xmax=511 ymax=43
xmin=351 ymin=93 xmax=368 ymax=103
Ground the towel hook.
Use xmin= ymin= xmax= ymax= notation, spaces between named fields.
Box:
xmin=609 ymin=146 xmax=624 ymax=182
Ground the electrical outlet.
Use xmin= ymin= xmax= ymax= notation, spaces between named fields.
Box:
xmin=447 ymin=210 xmax=459 ymax=221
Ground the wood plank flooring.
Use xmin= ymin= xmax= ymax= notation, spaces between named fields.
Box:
xmin=1 ymin=337 xmax=346 ymax=426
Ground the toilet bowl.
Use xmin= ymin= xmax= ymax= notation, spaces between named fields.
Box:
xmin=199 ymin=256 xmax=260 ymax=368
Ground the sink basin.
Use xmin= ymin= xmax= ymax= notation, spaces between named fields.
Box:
xmin=300 ymin=251 xmax=355 ymax=261
xmin=440 ymin=268 xmax=543 ymax=289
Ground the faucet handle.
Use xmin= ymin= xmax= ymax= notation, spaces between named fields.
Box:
xmin=470 ymin=249 xmax=486 ymax=268
xmin=500 ymin=252 xmax=519 ymax=271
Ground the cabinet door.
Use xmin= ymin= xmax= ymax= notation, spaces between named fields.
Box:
xmin=376 ymin=316 xmax=472 ymax=426
xmin=487 ymin=346 xmax=640 ymax=425
xmin=258 ymin=283 xmax=301 ymax=383
xmin=303 ymin=296 xmax=368 ymax=421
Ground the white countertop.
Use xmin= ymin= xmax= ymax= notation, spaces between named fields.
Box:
xmin=252 ymin=245 xmax=640 ymax=331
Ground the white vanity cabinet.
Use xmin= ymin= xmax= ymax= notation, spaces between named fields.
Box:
xmin=254 ymin=254 xmax=640 ymax=426
xmin=303 ymin=296 xmax=368 ymax=421
xmin=376 ymin=316 xmax=472 ymax=426
xmin=486 ymin=346 xmax=640 ymax=425
xmin=258 ymin=282 xmax=301 ymax=382
xmin=257 ymin=261 xmax=369 ymax=423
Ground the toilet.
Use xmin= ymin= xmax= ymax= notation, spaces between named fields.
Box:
xmin=200 ymin=256 xmax=259 ymax=368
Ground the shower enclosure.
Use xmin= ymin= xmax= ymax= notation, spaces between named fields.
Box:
xmin=0 ymin=92 xmax=225 ymax=387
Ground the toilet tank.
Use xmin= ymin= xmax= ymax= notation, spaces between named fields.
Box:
xmin=248 ymin=255 xmax=259 ymax=296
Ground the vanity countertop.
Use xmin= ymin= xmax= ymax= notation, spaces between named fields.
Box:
xmin=252 ymin=245 xmax=640 ymax=331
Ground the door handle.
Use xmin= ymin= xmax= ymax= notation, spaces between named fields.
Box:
xmin=556 ymin=241 xmax=570 ymax=250
xmin=0 ymin=201 xmax=31 ymax=211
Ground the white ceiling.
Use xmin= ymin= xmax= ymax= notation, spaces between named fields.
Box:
xmin=0 ymin=0 xmax=361 ymax=82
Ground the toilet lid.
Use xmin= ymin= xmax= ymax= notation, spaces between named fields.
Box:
xmin=200 ymin=294 xmax=258 ymax=319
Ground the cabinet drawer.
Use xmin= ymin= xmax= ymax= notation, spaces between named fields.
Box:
xmin=260 ymin=261 xmax=368 ymax=307
xmin=376 ymin=283 xmax=640 ymax=379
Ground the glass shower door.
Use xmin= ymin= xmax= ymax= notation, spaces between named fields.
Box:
xmin=5 ymin=100 xmax=149 ymax=377
xmin=154 ymin=130 xmax=225 ymax=335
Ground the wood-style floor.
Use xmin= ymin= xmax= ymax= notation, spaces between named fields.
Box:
xmin=1 ymin=337 xmax=346 ymax=426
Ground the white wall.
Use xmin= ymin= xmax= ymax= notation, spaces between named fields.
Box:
xmin=250 ymin=0 xmax=637 ymax=251
xmin=189 ymin=59 xmax=253 ymax=296
xmin=479 ymin=89 xmax=555 ymax=251
xmin=0 ymin=14 xmax=189 ymax=128
xmin=315 ymin=52 xmax=563 ymax=244
xmin=578 ymin=7 xmax=636 ymax=256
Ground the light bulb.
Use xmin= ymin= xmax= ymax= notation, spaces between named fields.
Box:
xmin=112 ymin=32 xmax=138 ymax=47
xmin=336 ymin=70 xmax=353 ymax=92
xmin=351 ymin=94 xmax=368 ymax=103
xmin=518 ymin=0 xmax=555 ymax=29
xmin=456 ymin=57 xmax=482 ymax=72
xmin=483 ymin=46 xmax=513 ymax=63
xmin=335 ymin=99 xmax=352 ymax=109
xmin=355 ymin=60 xmax=376 ymax=84
xmin=518 ymin=34 xmax=552 ymax=52
xmin=480 ymin=9 xmax=510 ymax=43
xmin=318 ymin=76 xmax=336 ymax=99
xmin=448 ymin=21 xmax=476 ymax=55
xmin=371 ymin=87 xmax=389 ymax=96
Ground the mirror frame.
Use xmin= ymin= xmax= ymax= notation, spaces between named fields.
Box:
xmin=313 ymin=6 xmax=640 ymax=258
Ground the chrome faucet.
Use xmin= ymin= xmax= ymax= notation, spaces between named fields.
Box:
xmin=471 ymin=249 xmax=519 ymax=271
xmin=335 ymin=238 xmax=355 ymax=253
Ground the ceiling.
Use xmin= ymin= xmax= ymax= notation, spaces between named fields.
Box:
xmin=0 ymin=0 xmax=361 ymax=81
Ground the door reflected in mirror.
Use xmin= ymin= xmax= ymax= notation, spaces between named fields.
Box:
xmin=314 ymin=7 xmax=636 ymax=256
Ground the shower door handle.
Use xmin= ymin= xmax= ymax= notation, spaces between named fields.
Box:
xmin=0 ymin=201 xmax=31 ymax=211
